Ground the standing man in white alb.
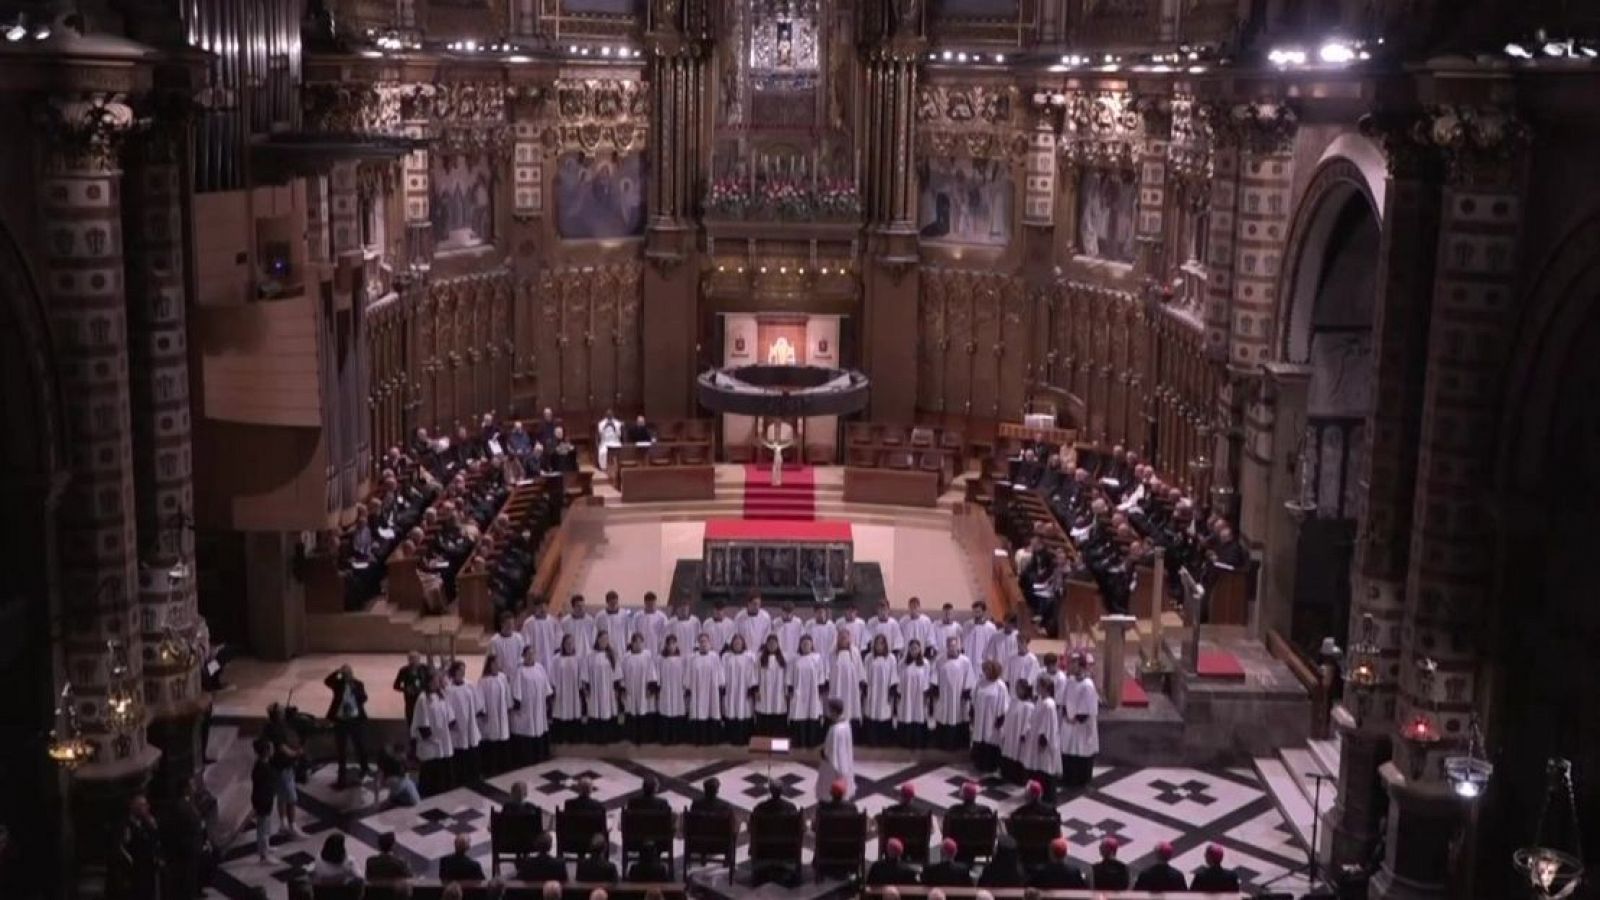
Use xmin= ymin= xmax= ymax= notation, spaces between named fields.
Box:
xmin=815 ymin=697 xmax=856 ymax=801
xmin=596 ymin=408 xmax=624 ymax=471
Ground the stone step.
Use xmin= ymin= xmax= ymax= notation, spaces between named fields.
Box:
xmin=1279 ymin=746 xmax=1337 ymax=820
xmin=1307 ymin=736 xmax=1341 ymax=778
xmin=1254 ymin=755 xmax=1315 ymax=854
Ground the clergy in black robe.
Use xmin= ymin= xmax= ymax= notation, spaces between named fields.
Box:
xmin=514 ymin=833 xmax=568 ymax=883
xmin=1092 ymin=838 xmax=1131 ymax=891
xmin=865 ymin=838 xmax=919 ymax=886
xmin=1029 ymin=837 xmax=1090 ymax=889
xmin=921 ymin=839 xmax=973 ymax=887
xmin=1190 ymin=844 xmax=1243 ymax=892
xmin=1133 ymin=840 xmax=1189 ymax=892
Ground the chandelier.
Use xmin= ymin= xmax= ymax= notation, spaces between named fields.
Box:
xmin=1513 ymin=758 xmax=1585 ymax=899
xmin=1344 ymin=613 xmax=1381 ymax=725
xmin=46 ymin=683 xmax=95 ymax=770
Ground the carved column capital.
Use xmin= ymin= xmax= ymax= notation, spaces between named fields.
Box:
xmin=1201 ymin=100 xmax=1298 ymax=156
xmin=36 ymin=93 xmax=139 ymax=173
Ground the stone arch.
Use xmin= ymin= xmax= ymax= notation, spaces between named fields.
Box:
xmin=1277 ymin=156 xmax=1383 ymax=363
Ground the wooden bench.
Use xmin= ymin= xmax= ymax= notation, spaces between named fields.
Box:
xmin=619 ymin=464 xmax=716 ymax=502
xmin=843 ymin=467 xmax=941 ymax=507
xmin=682 ymin=808 xmax=738 ymax=871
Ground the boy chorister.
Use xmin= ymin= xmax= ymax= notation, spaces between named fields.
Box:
xmin=861 ymin=634 xmax=899 ymax=746
xmin=655 ymin=634 xmax=689 ymax=745
xmin=687 ymin=633 xmax=726 ymax=745
xmin=970 ymin=659 xmax=1009 ymax=772
xmin=722 ymin=634 xmax=758 ymax=745
xmin=933 ymin=636 xmax=976 ymax=750
xmin=787 ymin=634 xmax=827 ymax=747
xmin=477 ymin=654 xmax=514 ymax=776
xmin=509 ymin=645 xmax=553 ymax=764
xmin=896 ymin=639 xmax=934 ymax=749
xmin=411 ymin=673 xmax=456 ymax=796
xmin=620 ymin=633 xmax=658 ymax=745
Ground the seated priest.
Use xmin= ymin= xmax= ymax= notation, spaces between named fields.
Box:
xmin=595 ymin=408 xmax=624 ymax=470
xmin=625 ymin=414 xmax=655 ymax=445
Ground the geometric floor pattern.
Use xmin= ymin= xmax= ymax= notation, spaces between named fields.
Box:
xmin=212 ymin=756 xmax=1311 ymax=899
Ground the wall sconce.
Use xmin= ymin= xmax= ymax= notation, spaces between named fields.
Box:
xmin=1344 ymin=612 xmax=1381 ymax=726
xmin=47 ymin=683 xmax=95 ymax=770
xmin=1444 ymin=716 xmax=1493 ymax=800
xmin=1398 ymin=656 xmax=1440 ymax=780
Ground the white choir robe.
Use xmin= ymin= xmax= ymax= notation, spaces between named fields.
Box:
xmin=999 ymin=699 xmax=1034 ymax=764
xmin=1023 ymin=697 xmax=1063 ymax=776
xmin=987 ymin=630 xmax=1020 ymax=666
xmin=1051 ymin=669 xmax=1071 ymax=710
xmin=863 ymin=655 xmax=899 ymax=721
xmin=596 ymin=610 xmax=632 ymax=656
xmin=701 ymin=617 xmax=736 ymax=653
xmin=620 ymin=651 xmax=658 ymax=717
xmin=828 ymin=648 xmax=867 ymax=721
xmin=787 ymin=654 xmax=827 ymax=720
xmin=815 ymin=719 xmax=857 ymax=801
xmin=411 ymin=693 xmax=457 ymax=760
xmin=722 ymin=650 xmax=758 ymax=720
xmin=668 ymin=616 xmax=701 ymax=656
xmin=808 ymin=621 xmax=838 ymax=657
xmin=478 ymin=673 xmax=514 ymax=741
xmin=488 ymin=633 xmax=528 ymax=672
xmin=935 ymin=621 xmax=965 ymax=657
xmin=867 ymin=617 xmax=905 ymax=654
xmin=1063 ymin=676 xmax=1101 ymax=757
xmin=656 ymin=656 xmax=689 ymax=717
xmin=933 ymin=655 xmax=976 ymax=726
xmin=686 ymin=651 xmax=725 ymax=720
xmin=562 ymin=613 xmax=598 ymax=653
xmin=971 ymin=679 xmax=1011 ymax=745
xmin=897 ymin=662 xmax=934 ymax=727
xmin=510 ymin=663 xmax=553 ymax=738
xmin=1002 ymin=653 xmax=1043 ymax=693
xmin=596 ymin=417 xmax=623 ymax=470
xmin=445 ymin=682 xmax=484 ymax=748
xmin=755 ymin=656 xmax=788 ymax=716
xmin=838 ymin=617 xmax=868 ymax=650
xmin=521 ymin=615 xmax=562 ymax=671
xmin=632 ymin=610 xmax=669 ymax=656
xmin=898 ymin=614 xmax=939 ymax=656
xmin=964 ymin=620 xmax=999 ymax=666
xmin=774 ymin=617 xmax=806 ymax=657
xmin=550 ymin=655 xmax=586 ymax=722
xmin=733 ymin=610 xmax=772 ymax=651
xmin=583 ymin=650 xmax=623 ymax=720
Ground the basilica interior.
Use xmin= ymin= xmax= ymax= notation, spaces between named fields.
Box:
xmin=3 ymin=0 xmax=1600 ymax=898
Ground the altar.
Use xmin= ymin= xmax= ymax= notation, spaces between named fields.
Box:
xmin=701 ymin=518 xmax=854 ymax=596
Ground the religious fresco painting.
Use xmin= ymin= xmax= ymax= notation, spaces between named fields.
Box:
xmin=560 ymin=0 xmax=642 ymax=12
xmin=1075 ymin=168 xmax=1138 ymax=263
xmin=916 ymin=157 xmax=1014 ymax=247
xmin=555 ymin=150 xmax=647 ymax=240
xmin=430 ymin=156 xmax=494 ymax=250
xmin=934 ymin=0 xmax=1020 ymax=17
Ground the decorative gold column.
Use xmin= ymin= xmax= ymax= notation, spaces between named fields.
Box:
xmin=641 ymin=0 xmax=711 ymax=417
xmin=860 ymin=1 xmax=925 ymax=422
xmin=124 ymin=107 xmax=207 ymax=785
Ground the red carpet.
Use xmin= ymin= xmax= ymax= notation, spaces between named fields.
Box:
xmin=1121 ymin=678 xmax=1150 ymax=708
xmin=1197 ymin=650 xmax=1247 ymax=681
xmin=742 ymin=464 xmax=816 ymax=521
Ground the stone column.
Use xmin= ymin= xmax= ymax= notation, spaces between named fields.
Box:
xmin=641 ymin=0 xmax=710 ymax=417
xmin=37 ymin=92 xmax=159 ymax=891
xmin=123 ymin=113 xmax=206 ymax=787
xmin=1222 ymin=102 xmax=1297 ymax=370
xmin=1373 ymin=104 xmax=1528 ymax=900
xmin=1133 ymin=94 xmax=1171 ymax=281
xmin=860 ymin=2 xmax=925 ymax=422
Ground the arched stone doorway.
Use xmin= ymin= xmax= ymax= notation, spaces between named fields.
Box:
xmin=0 ymin=221 xmax=67 ymax=894
xmin=1262 ymin=160 xmax=1382 ymax=655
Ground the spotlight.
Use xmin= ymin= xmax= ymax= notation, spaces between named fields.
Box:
xmin=1543 ymin=40 xmax=1570 ymax=57
xmin=957 ymin=52 xmax=968 ymax=62
xmin=1581 ymin=45 xmax=1599 ymax=58
xmin=1505 ymin=42 xmax=1532 ymax=58
xmin=5 ymin=23 xmax=24 ymax=41
xmin=32 ymin=24 xmax=49 ymax=40
xmin=994 ymin=54 xmax=1006 ymax=63
xmin=941 ymin=50 xmax=953 ymax=61
xmin=601 ymin=46 xmax=612 ymax=56
xmin=1318 ymin=41 xmax=1355 ymax=64
xmin=569 ymin=44 xmax=579 ymax=53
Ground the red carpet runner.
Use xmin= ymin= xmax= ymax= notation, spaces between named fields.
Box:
xmin=741 ymin=464 xmax=816 ymax=521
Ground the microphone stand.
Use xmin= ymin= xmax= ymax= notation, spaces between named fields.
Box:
xmin=1261 ymin=769 xmax=1334 ymax=892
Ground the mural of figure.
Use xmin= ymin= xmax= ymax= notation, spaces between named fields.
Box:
xmin=1076 ymin=169 xmax=1136 ymax=263
xmin=556 ymin=151 xmax=647 ymax=240
xmin=431 ymin=157 xmax=493 ymax=249
xmin=918 ymin=157 xmax=1013 ymax=247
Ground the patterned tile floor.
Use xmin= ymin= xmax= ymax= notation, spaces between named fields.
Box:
xmin=212 ymin=754 xmax=1312 ymax=899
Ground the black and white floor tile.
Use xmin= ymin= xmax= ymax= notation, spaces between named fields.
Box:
xmin=212 ymin=754 xmax=1311 ymax=899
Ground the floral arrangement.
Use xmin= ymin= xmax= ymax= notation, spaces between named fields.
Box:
xmin=704 ymin=177 xmax=752 ymax=217
xmin=814 ymin=177 xmax=861 ymax=219
xmin=759 ymin=178 xmax=813 ymax=217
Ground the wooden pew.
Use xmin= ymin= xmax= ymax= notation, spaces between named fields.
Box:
xmin=619 ymin=464 xmax=715 ymax=502
xmin=861 ymin=888 xmax=1249 ymax=899
xmin=843 ymin=466 xmax=941 ymax=507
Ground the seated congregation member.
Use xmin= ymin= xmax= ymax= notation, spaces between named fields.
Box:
xmin=721 ymin=633 xmax=758 ymax=745
xmin=922 ymin=838 xmax=973 ymax=887
xmin=438 ymin=833 xmax=486 ymax=882
xmin=364 ymin=831 xmax=411 ymax=881
xmin=575 ymin=834 xmax=617 ymax=883
xmin=477 ymin=654 xmax=514 ymax=777
xmin=620 ymin=633 xmax=659 ymax=745
xmin=978 ymin=834 xmax=1027 ymax=888
xmin=867 ymin=837 xmax=919 ymax=886
xmin=549 ymin=635 xmax=585 ymax=743
xmin=582 ymin=632 xmax=624 ymax=744
xmin=787 ymin=634 xmax=828 ymax=747
xmin=1091 ymin=837 xmax=1131 ymax=891
xmin=515 ymin=832 xmax=567 ymax=883
xmin=411 ymin=672 xmax=457 ymax=797
xmin=687 ymin=632 xmax=726 ymax=745
xmin=691 ymin=777 xmax=732 ymax=814
xmin=969 ymin=659 xmax=1008 ymax=771
xmin=652 ymin=633 xmax=690 ymax=744
xmin=1189 ymin=843 xmax=1242 ymax=892
xmin=624 ymin=414 xmax=654 ymax=445
xmin=1024 ymin=675 xmax=1063 ymax=802
xmin=313 ymin=833 xmax=360 ymax=884
xmin=511 ymin=645 xmax=555 ymax=765
xmin=897 ymin=639 xmax=934 ymax=749
xmin=444 ymin=660 xmax=485 ymax=783
xmin=754 ymin=634 xmax=789 ymax=737
xmin=750 ymin=782 xmax=802 ymax=888
xmin=549 ymin=426 xmax=578 ymax=473
xmin=1029 ymin=838 xmax=1089 ymax=889
xmin=627 ymin=842 xmax=671 ymax=881
xmin=501 ymin=780 xmax=538 ymax=815
xmin=1134 ymin=840 xmax=1188 ymax=892
xmin=932 ymin=636 xmax=976 ymax=750
xmin=861 ymin=634 xmax=899 ymax=746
